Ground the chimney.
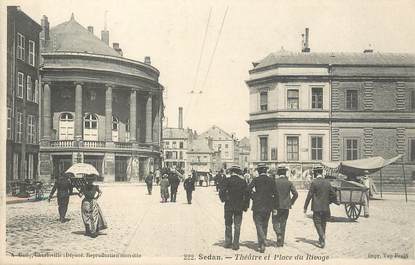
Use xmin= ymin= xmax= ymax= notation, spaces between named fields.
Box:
xmin=178 ymin=107 xmax=183 ymax=129
xmin=144 ymin=56 xmax=151 ymax=65
xmin=87 ymin=26 xmax=94 ymax=34
xmin=112 ymin=42 xmax=123 ymax=56
xmin=302 ymin=28 xmax=310 ymax=53
xmin=40 ymin=15 xmax=50 ymax=49
xmin=101 ymin=30 xmax=109 ymax=45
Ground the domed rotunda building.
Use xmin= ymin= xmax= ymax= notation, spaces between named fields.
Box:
xmin=38 ymin=14 xmax=163 ymax=182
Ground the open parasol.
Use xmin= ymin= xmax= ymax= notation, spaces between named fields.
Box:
xmin=65 ymin=163 xmax=99 ymax=177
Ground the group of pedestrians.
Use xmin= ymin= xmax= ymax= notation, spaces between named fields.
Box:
xmin=219 ymin=163 xmax=337 ymax=252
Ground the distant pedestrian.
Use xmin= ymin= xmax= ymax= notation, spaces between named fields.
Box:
xmin=183 ymin=175 xmax=196 ymax=204
xmin=80 ymin=174 xmax=107 ymax=238
xmin=145 ymin=172 xmax=154 ymax=195
xmin=361 ymin=175 xmax=370 ymax=217
xmin=155 ymin=169 xmax=161 ymax=185
xmin=48 ymin=173 xmax=73 ymax=223
xmin=160 ymin=174 xmax=170 ymax=203
xmin=243 ymin=168 xmax=251 ymax=184
xmin=304 ymin=166 xmax=337 ymax=248
xmin=169 ymin=172 xmax=180 ymax=202
xmin=219 ymin=165 xmax=250 ymax=250
xmin=248 ymin=163 xmax=277 ymax=253
xmin=272 ymin=166 xmax=298 ymax=247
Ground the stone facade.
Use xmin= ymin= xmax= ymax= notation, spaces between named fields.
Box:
xmin=6 ymin=6 xmax=42 ymax=189
xmin=38 ymin=15 xmax=163 ymax=182
xmin=247 ymin=51 xmax=415 ymax=190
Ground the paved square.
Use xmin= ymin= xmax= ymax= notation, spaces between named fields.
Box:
xmin=6 ymin=184 xmax=414 ymax=259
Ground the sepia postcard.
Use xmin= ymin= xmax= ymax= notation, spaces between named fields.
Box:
xmin=0 ymin=0 xmax=414 ymax=264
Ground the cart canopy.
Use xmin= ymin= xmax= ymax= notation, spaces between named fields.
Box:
xmin=322 ymin=155 xmax=402 ymax=177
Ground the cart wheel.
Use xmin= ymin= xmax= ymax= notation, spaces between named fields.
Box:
xmin=345 ymin=203 xmax=361 ymax=221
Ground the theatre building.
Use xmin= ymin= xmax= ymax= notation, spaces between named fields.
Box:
xmin=247 ymin=49 xmax=415 ymax=190
xmin=38 ymin=14 xmax=163 ymax=182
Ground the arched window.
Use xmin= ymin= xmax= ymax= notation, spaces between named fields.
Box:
xmin=84 ymin=113 xmax=98 ymax=141
xmin=112 ymin=116 xmax=119 ymax=142
xmin=59 ymin=112 xmax=74 ymax=140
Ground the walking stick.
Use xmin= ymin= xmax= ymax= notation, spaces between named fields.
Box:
xmin=379 ymin=169 xmax=383 ymax=198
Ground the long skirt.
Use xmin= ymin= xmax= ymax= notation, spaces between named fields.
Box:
xmin=81 ymin=199 xmax=107 ymax=236
xmin=160 ymin=187 xmax=169 ymax=202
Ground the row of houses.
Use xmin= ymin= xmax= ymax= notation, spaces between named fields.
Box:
xmin=162 ymin=116 xmax=250 ymax=175
xmin=246 ymin=29 xmax=415 ymax=190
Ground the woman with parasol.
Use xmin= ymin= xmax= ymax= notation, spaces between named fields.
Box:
xmin=79 ymin=174 xmax=107 ymax=237
xmin=66 ymin=163 xmax=107 ymax=237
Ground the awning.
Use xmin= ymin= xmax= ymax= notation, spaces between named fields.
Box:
xmin=321 ymin=155 xmax=402 ymax=177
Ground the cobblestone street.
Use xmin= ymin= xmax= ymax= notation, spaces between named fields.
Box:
xmin=6 ymin=184 xmax=414 ymax=260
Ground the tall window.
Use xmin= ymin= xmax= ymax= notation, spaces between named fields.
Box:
xmin=410 ymin=139 xmax=415 ymax=162
xmin=16 ymin=112 xmax=23 ymax=143
xmin=27 ymin=154 xmax=34 ymax=179
xmin=34 ymin=80 xmax=39 ymax=103
xmin=346 ymin=90 xmax=358 ymax=110
xmin=7 ymin=106 xmax=12 ymax=139
xmin=287 ymin=89 xmax=299 ymax=109
xmin=13 ymin=153 xmax=19 ymax=180
xmin=29 ymin=40 xmax=35 ymax=66
xmin=26 ymin=75 xmax=33 ymax=101
xmin=345 ymin=138 xmax=359 ymax=160
xmin=125 ymin=119 xmax=130 ymax=142
xmin=17 ymin=72 xmax=24 ymax=98
xmin=179 ymin=142 xmax=184 ymax=149
xmin=179 ymin=151 xmax=183 ymax=159
xmin=287 ymin=136 xmax=299 ymax=161
xmin=259 ymin=136 xmax=268 ymax=161
xmin=311 ymin=136 xmax=323 ymax=160
xmin=260 ymin=91 xmax=268 ymax=111
xmin=17 ymin=33 xmax=25 ymax=61
xmin=311 ymin=87 xmax=323 ymax=109
xmin=59 ymin=113 xmax=74 ymax=140
xmin=172 ymin=141 xmax=177 ymax=148
xmin=84 ymin=113 xmax=98 ymax=141
xmin=27 ymin=115 xmax=35 ymax=144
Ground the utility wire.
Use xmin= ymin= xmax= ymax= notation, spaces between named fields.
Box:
xmin=184 ymin=7 xmax=212 ymax=123
xmin=190 ymin=6 xmax=229 ymax=116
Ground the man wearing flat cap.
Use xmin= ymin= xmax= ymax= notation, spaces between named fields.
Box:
xmin=219 ymin=165 xmax=250 ymax=250
xmin=248 ymin=163 xmax=277 ymax=253
xmin=272 ymin=165 xmax=298 ymax=247
xmin=304 ymin=166 xmax=337 ymax=248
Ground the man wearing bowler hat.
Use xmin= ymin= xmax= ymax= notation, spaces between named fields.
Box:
xmin=272 ymin=165 xmax=298 ymax=247
xmin=248 ymin=163 xmax=277 ymax=253
xmin=219 ymin=165 xmax=250 ymax=250
xmin=304 ymin=166 xmax=337 ymax=248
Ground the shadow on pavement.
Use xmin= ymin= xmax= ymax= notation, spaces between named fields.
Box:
xmin=329 ymin=216 xmax=356 ymax=223
xmin=213 ymin=240 xmax=260 ymax=252
xmin=295 ymin=237 xmax=319 ymax=247
xmin=72 ymin=231 xmax=108 ymax=237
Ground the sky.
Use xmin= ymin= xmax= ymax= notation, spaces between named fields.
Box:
xmin=3 ymin=0 xmax=415 ymax=139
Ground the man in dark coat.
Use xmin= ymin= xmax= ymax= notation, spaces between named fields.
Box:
xmin=145 ymin=172 xmax=154 ymax=195
xmin=219 ymin=165 xmax=249 ymax=250
xmin=48 ymin=173 xmax=73 ymax=222
xmin=183 ymin=175 xmax=196 ymax=204
xmin=248 ymin=164 xmax=277 ymax=253
xmin=272 ymin=166 xmax=298 ymax=247
xmin=169 ymin=171 xmax=181 ymax=202
xmin=304 ymin=166 xmax=337 ymax=248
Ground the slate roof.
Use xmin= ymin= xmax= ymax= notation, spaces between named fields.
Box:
xmin=43 ymin=14 xmax=120 ymax=57
xmin=253 ymin=50 xmax=415 ymax=70
xmin=162 ymin=128 xmax=189 ymax=139
xmin=188 ymin=138 xmax=213 ymax=153
xmin=199 ymin=125 xmax=233 ymax=141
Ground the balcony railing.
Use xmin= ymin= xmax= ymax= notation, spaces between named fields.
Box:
xmin=46 ymin=140 xmax=159 ymax=151
xmin=83 ymin=141 xmax=106 ymax=148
